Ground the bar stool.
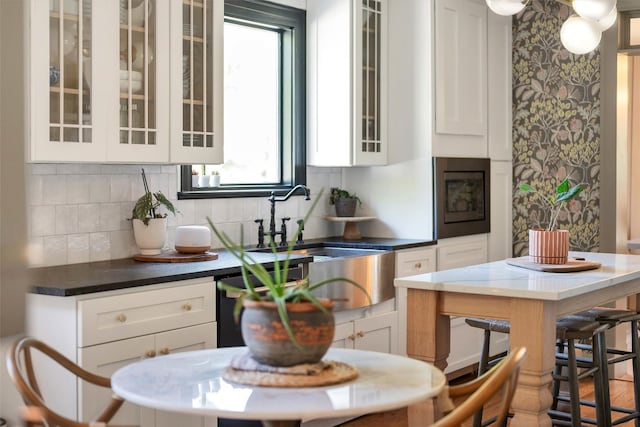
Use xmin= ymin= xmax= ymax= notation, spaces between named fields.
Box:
xmin=566 ymin=307 xmax=640 ymax=426
xmin=464 ymin=317 xmax=611 ymax=427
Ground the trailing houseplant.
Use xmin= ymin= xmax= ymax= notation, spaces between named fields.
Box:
xmin=209 ymin=188 xmax=370 ymax=366
xmin=518 ymin=177 xmax=583 ymax=264
xmin=329 ymin=187 xmax=362 ymax=217
xmin=130 ymin=169 xmax=178 ymax=255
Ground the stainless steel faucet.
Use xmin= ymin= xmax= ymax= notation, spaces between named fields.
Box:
xmin=260 ymin=184 xmax=310 ymax=247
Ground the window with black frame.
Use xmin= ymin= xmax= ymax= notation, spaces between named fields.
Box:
xmin=179 ymin=0 xmax=306 ymax=200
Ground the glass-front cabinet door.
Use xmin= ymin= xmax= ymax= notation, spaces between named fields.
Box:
xmin=28 ymin=0 xmax=106 ymax=162
xmin=169 ymin=0 xmax=223 ymax=164
xmin=110 ymin=0 xmax=170 ymax=162
xmin=354 ymin=0 xmax=386 ymax=166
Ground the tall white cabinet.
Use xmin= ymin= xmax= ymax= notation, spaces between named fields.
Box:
xmin=27 ymin=279 xmax=217 ymax=427
xmin=26 ymin=0 xmax=223 ymax=164
xmin=306 ymin=0 xmax=388 ymax=166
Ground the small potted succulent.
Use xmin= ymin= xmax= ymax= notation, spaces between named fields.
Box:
xmin=130 ymin=169 xmax=178 ymax=255
xmin=209 ymin=188 xmax=370 ymax=367
xmin=329 ymin=187 xmax=361 ymax=217
xmin=518 ymin=177 xmax=583 ymax=264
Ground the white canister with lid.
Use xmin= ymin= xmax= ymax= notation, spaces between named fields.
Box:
xmin=174 ymin=225 xmax=211 ymax=254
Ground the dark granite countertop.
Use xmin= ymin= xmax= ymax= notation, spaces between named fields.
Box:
xmin=29 ymin=236 xmax=435 ymax=297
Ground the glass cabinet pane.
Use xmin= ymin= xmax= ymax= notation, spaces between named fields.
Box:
xmin=360 ymin=0 xmax=381 ymax=153
xmin=119 ymin=0 xmax=157 ymax=146
xmin=182 ymin=0 xmax=214 ymax=149
xmin=49 ymin=0 xmax=92 ymax=144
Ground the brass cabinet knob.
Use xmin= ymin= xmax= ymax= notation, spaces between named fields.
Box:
xmin=116 ymin=313 xmax=127 ymax=323
xmin=159 ymin=347 xmax=170 ymax=355
xmin=182 ymin=302 xmax=192 ymax=311
xmin=348 ymin=334 xmax=356 ymax=341
xmin=415 ymin=262 xmax=422 ymax=270
xmin=145 ymin=350 xmax=156 ymax=358
xmin=356 ymin=331 xmax=365 ymax=338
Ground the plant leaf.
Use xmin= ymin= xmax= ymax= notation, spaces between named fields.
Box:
xmin=153 ymin=192 xmax=177 ymax=216
xmin=556 ymin=184 xmax=583 ymax=202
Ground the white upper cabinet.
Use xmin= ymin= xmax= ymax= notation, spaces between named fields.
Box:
xmin=433 ymin=0 xmax=487 ymax=157
xmin=26 ymin=0 xmax=222 ymax=164
xmin=169 ymin=0 xmax=223 ymax=165
xmin=307 ymin=0 xmax=387 ymax=167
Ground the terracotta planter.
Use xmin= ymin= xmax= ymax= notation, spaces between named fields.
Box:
xmin=334 ymin=198 xmax=357 ymax=217
xmin=241 ymin=299 xmax=335 ymax=366
xmin=132 ymin=218 xmax=167 ymax=255
xmin=528 ymin=229 xmax=569 ymax=265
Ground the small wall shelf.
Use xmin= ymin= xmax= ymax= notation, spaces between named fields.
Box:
xmin=325 ymin=216 xmax=376 ymax=240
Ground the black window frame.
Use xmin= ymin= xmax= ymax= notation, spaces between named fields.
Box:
xmin=178 ymin=0 xmax=306 ymax=200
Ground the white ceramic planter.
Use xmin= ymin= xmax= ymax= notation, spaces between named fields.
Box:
xmin=198 ymin=175 xmax=210 ymax=187
xmin=192 ymin=175 xmax=199 ymax=187
xmin=210 ymin=174 xmax=220 ymax=187
xmin=132 ymin=218 xmax=167 ymax=255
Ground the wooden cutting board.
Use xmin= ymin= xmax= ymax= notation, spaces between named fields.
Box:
xmin=506 ymin=257 xmax=601 ymax=272
xmin=134 ymin=251 xmax=218 ymax=263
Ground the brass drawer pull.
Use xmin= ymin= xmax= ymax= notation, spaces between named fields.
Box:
xmin=159 ymin=347 xmax=170 ymax=355
xmin=414 ymin=262 xmax=422 ymax=270
xmin=348 ymin=334 xmax=356 ymax=341
xmin=182 ymin=302 xmax=192 ymax=311
xmin=145 ymin=350 xmax=156 ymax=358
xmin=116 ymin=313 xmax=127 ymax=323
xmin=356 ymin=331 xmax=365 ymax=338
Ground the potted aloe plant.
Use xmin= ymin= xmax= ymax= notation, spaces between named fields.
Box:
xmin=130 ymin=169 xmax=178 ymax=255
xmin=209 ymin=188 xmax=370 ymax=367
xmin=518 ymin=177 xmax=583 ymax=264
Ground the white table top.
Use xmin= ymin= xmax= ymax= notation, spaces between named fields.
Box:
xmin=394 ymin=252 xmax=640 ymax=301
xmin=111 ymin=347 xmax=446 ymax=422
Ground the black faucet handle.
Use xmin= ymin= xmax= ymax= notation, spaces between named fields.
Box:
xmin=281 ymin=217 xmax=291 ymax=224
xmin=296 ymin=219 xmax=304 ymax=244
xmin=255 ymin=218 xmax=265 ymax=248
xmin=279 ymin=217 xmax=290 ymax=246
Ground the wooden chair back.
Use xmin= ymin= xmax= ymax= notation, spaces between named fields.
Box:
xmin=7 ymin=336 xmax=135 ymax=427
xmin=432 ymin=347 xmax=527 ymax=427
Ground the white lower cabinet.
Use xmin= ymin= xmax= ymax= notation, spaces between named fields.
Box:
xmin=331 ymin=310 xmax=398 ymax=354
xmin=27 ymin=278 xmax=217 ymax=427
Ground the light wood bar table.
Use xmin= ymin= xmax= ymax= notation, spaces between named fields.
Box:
xmin=395 ymin=252 xmax=640 ymax=426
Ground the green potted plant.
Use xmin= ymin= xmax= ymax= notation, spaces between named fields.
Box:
xmin=130 ymin=169 xmax=178 ymax=255
xmin=518 ymin=177 xmax=583 ymax=264
xmin=329 ymin=187 xmax=361 ymax=217
xmin=209 ymin=189 xmax=370 ymax=367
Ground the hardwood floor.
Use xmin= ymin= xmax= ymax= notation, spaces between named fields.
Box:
xmin=338 ymin=376 xmax=639 ymax=427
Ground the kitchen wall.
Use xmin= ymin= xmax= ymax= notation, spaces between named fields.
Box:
xmin=512 ymin=1 xmax=601 ymax=256
xmin=25 ymin=164 xmax=340 ymax=268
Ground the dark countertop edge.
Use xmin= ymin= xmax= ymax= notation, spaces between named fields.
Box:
xmin=29 ymin=237 xmax=435 ymax=297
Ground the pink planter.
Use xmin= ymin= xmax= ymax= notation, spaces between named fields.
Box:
xmin=528 ymin=229 xmax=569 ymax=265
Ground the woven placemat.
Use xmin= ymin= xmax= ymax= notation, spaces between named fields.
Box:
xmin=222 ymin=360 xmax=358 ymax=387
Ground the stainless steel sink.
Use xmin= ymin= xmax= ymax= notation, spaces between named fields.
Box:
xmin=258 ymin=246 xmax=396 ymax=312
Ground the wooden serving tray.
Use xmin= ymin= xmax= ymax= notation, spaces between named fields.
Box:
xmin=134 ymin=251 xmax=218 ymax=263
xmin=506 ymin=257 xmax=601 ymax=273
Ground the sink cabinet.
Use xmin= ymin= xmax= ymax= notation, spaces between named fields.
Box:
xmin=331 ymin=304 xmax=398 ymax=354
xmin=26 ymin=0 xmax=222 ymax=164
xmin=26 ymin=278 xmax=216 ymax=427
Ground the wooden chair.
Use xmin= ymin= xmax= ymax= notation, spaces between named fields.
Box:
xmin=7 ymin=336 xmax=136 ymax=427
xmin=432 ymin=347 xmax=527 ymax=427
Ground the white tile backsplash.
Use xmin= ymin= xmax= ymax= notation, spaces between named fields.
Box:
xmin=26 ymin=165 xmax=337 ymax=267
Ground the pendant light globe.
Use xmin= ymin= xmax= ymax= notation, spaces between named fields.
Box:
xmin=560 ymin=15 xmax=602 ymax=55
xmin=572 ymin=0 xmax=616 ymax=22
xmin=485 ymin=0 xmax=527 ymax=16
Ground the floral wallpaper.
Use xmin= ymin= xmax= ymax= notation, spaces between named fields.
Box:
xmin=512 ymin=0 xmax=600 ymax=256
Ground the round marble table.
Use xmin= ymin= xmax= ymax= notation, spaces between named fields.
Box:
xmin=111 ymin=347 xmax=446 ymax=427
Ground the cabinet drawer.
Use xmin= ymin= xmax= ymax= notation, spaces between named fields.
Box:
xmin=395 ymin=247 xmax=436 ymax=277
xmin=78 ymin=280 xmax=215 ymax=347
